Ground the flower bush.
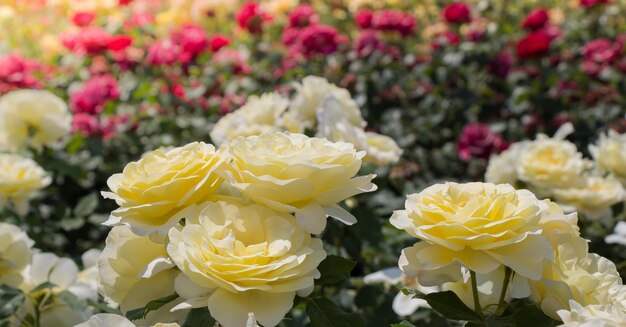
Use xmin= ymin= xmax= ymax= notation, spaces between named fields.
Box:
xmin=0 ymin=0 xmax=624 ymax=326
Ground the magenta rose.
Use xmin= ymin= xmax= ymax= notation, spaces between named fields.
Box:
xmin=457 ymin=123 xmax=508 ymax=161
xmin=288 ymin=4 xmax=318 ymax=28
xmin=516 ymin=31 xmax=552 ymax=59
xmin=442 ymin=2 xmax=472 ymax=24
xmin=522 ymin=8 xmax=549 ymax=31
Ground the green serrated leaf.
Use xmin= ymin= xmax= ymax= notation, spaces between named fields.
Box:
xmin=182 ymin=307 xmax=216 ymax=327
xmin=306 ymin=297 xmax=364 ymax=327
xmin=422 ymin=291 xmax=482 ymax=323
xmin=74 ymin=193 xmax=99 ymax=217
xmin=0 ymin=285 xmax=25 ymax=319
xmin=126 ymin=293 xmax=179 ymax=321
xmin=315 ymin=255 xmax=356 ymax=285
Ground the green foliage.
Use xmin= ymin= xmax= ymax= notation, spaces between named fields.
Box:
xmin=126 ymin=293 xmax=179 ymax=321
xmin=182 ymin=308 xmax=216 ymax=327
xmin=316 ymin=255 xmax=357 ymax=285
xmin=0 ymin=285 xmax=25 ymax=320
xmin=306 ymin=298 xmax=365 ymax=327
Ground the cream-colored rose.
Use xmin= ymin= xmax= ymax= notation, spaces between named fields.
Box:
xmin=75 ymin=313 xmax=182 ymax=327
xmin=167 ymin=200 xmax=327 ymax=327
xmin=605 ymin=221 xmax=626 ymax=246
xmin=590 ymin=130 xmax=626 ymax=184
xmin=0 ymin=154 xmax=51 ymax=215
xmin=0 ymin=89 xmax=71 ymax=151
xmin=280 ymin=76 xmax=366 ymax=133
xmin=517 ymin=136 xmax=585 ymax=189
xmin=0 ymin=222 xmax=34 ymax=288
xmin=363 ymin=132 xmax=402 ymax=165
xmin=98 ymin=225 xmax=186 ymax=325
xmin=552 ymin=176 xmax=625 ymax=219
xmin=485 ymin=142 xmax=527 ymax=185
xmin=315 ymin=95 xmax=368 ymax=150
xmin=392 ymin=182 xmax=555 ymax=282
xmin=210 ymin=92 xmax=289 ymax=146
xmin=102 ymin=142 xmax=226 ymax=235
xmin=221 ymin=132 xmax=377 ymax=234
xmin=557 ymin=300 xmax=626 ymax=326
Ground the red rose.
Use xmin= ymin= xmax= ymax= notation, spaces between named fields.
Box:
xmin=354 ymin=30 xmax=384 ymax=57
xmin=288 ymin=4 xmax=318 ymax=28
xmin=431 ymin=31 xmax=461 ymax=50
xmin=516 ymin=31 xmax=552 ymax=59
xmin=582 ymin=38 xmax=621 ymax=63
xmin=522 ymin=8 xmax=549 ymax=31
xmin=580 ymin=0 xmax=610 ymax=8
xmin=457 ymin=123 xmax=508 ymax=161
xmin=210 ymin=35 xmax=230 ymax=52
xmin=107 ymin=35 xmax=133 ymax=52
xmin=236 ymin=2 xmax=272 ymax=34
xmin=171 ymin=24 xmax=209 ymax=59
xmin=118 ymin=0 xmax=133 ymax=5
xmin=71 ymin=11 xmax=96 ymax=27
xmin=372 ymin=10 xmax=416 ymax=36
xmin=299 ymin=24 xmax=342 ymax=57
xmin=61 ymin=27 xmax=113 ymax=55
xmin=442 ymin=2 xmax=471 ymax=24
xmin=355 ymin=9 xmax=374 ymax=29
xmin=70 ymin=74 xmax=120 ymax=115
xmin=487 ymin=52 xmax=514 ymax=78
xmin=0 ymin=55 xmax=42 ymax=93
xmin=72 ymin=113 xmax=100 ymax=137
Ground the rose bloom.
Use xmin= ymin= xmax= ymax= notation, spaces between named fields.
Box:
xmin=71 ymin=11 xmax=96 ymax=27
xmin=372 ymin=10 xmax=416 ymax=36
xmin=392 ymin=182 xmax=556 ymax=284
xmin=77 ymin=314 xmax=182 ymax=327
xmin=210 ymin=92 xmax=289 ymax=146
xmin=146 ymin=40 xmax=185 ymax=66
xmin=209 ymin=34 xmax=230 ymax=52
xmin=71 ymin=113 xmax=100 ymax=137
xmin=442 ymin=2 xmax=471 ymax=24
xmin=298 ymin=24 xmax=342 ymax=57
xmin=456 ymin=123 xmax=508 ymax=161
xmin=605 ymin=221 xmax=626 ymax=246
xmin=522 ymin=8 xmax=549 ymax=31
xmin=487 ymin=51 xmax=514 ymax=78
xmin=0 ymin=89 xmax=71 ymax=151
xmin=107 ymin=35 xmax=133 ymax=52
xmin=70 ymin=74 xmax=120 ymax=115
xmin=0 ymin=55 xmax=42 ymax=93
xmin=287 ymin=4 xmax=318 ymax=28
xmin=281 ymin=75 xmax=366 ymax=133
xmin=98 ymin=225 xmax=186 ymax=325
xmin=517 ymin=132 xmax=585 ymax=189
xmin=355 ymin=9 xmax=374 ymax=29
xmin=552 ymin=176 xmax=625 ymax=218
xmin=516 ymin=30 xmax=552 ymax=59
xmin=580 ymin=0 xmax=610 ymax=8
xmin=236 ymin=2 xmax=272 ymax=34
xmin=61 ymin=27 xmax=112 ymax=55
xmin=0 ymin=222 xmax=34 ymax=288
xmin=102 ymin=142 xmax=226 ymax=235
xmin=354 ymin=30 xmax=384 ymax=57
xmin=363 ymin=132 xmax=403 ymax=166
xmin=167 ymin=200 xmax=327 ymax=327
xmin=431 ymin=31 xmax=461 ymax=50
xmin=484 ymin=142 xmax=526 ymax=185
xmin=221 ymin=132 xmax=376 ymax=234
xmin=582 ymin=39 xmax=621 ymax=63
xmin=558 ymin=301 xmax=626 ymax=326
xmin=170 ymin=24 xmax=209 ymax=60
xmin=0 ymin=154 xmax=51 ymax=215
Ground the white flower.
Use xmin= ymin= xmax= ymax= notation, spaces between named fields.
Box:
xmin=0 ymin=89 xmax=71 ymax=151
xmin=557 ymin=300 xmax=626 ymax=326
xmin=75 ymin=313 xmax=182 ymax=327
xmin=485 ymin=142 xmax=527 ymax=185
xmin=590 ymin=130 xmax=626 ymax=184
xmin=0 ymin=222 xmax=34 ymax=288
xmin=210 ymin=92 xmax=289 ymax=146
xmin=605 ymin=221 xmax=626 ymax=246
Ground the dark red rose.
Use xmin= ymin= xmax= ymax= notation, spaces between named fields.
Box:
xmin=487 ymin=52 xmax=514 ymax=78
xmin=516 ymin=31 xmax=552 ymax=59
xmin=457 ymin=123 xmax=508 ymax=161
xmin=355 ymin=9 xmax=374 ymax=29
xmin=522 ymin=8 xmax=549 ymax=31
xmin=118 ymin=0 xmax=133 ymax=5
xmin=582 ymin=38 xmax=621 ymax=63
xmin=210 ymin=35 xmax=230 ymax=52
xmin=71 ymin=11 xmax=96 ymax=27
xmin=288 ymin=4 xmax=318 ymax=28
xmin=298 ymin=24 xmax=342 ymax=57
xmin=236 ymin=2 xmax=272 ymax=34
xmin=580 ymin=0 xmax=610 ymax=8
xmin=372 ymin=10 xmax=416 ymax=36
xmin=354 ymin=30 xmax=384 ymax=57
xmin=442 ymin=2 xmax=471 ymax=24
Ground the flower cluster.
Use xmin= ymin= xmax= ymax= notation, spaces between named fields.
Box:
xmin=98 ymin=131 xmax=376 ymax=326
xmin=486 ymin=124 xmax=626 ymax=220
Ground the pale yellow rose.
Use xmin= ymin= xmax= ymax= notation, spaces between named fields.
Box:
xmin=0 ymin=89 xmax=71 ymax=151
xmin=210 ymin=92 xmax=289 ymax=146
xmin=76 ymin=313 xmax=182 ymax=327
xmin=221 ymin=132 xmax=377 ymax=234
xmin=392 ymin=182 xmax=555 ymax=282
xmin=0 ymin=222 xmax=34 ymax=288
xmin=167 ymin=200 xmax=327 ymax=327
xmin=363 ymin=132 xmax=403 ymax=166
xmin=485 ymin=142 xmax=527 ymax=185
xmin=590 ymin=130 xmax=626 ymax=184
xmin=102 ymin=142 xmax=226 ymax=235
xmin=280 ymin=76 xmax=366 ymax=133
xmin=315 ymin=95 xmax=368 ymax=150
xmin=552 ymin=176 xmax=625 ymax=219
xmin=557 ymin=300 xmax=626 ymax=326
xmin=97 ymin=225 xmax=186 ymax=326
xmin=517 ymin=137 xmax=585 ymax=189
xmin=0 ymin=153 xmax=51 ymax=215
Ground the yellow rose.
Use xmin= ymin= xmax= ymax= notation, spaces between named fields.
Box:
xmin=280 ymin=76 xmax=366 ymax=133
xmin=0 ymin=153 xmax=51 ymax=215
xmin=167 ymin=200 xmax=327 ymax=327
xmin=557 ymin=301 xmax=626 ymax=326
xmin=485 ymin=142 xmax=527 ymax=185
xmin=97 ymin=225 xmax=186 ymax=325
xmin=221 ymin=132 xmax=377 ymax=234
xmin=210 ymin=92 xmax=289 ymax=146
xmin=590 ymin=130 xmax=626 ymax=184
xmin=0 ymin=89 xmax=71 ymax=151
xmin=552 ymin=176 xmax=625 ymax=219
xmin=517 ymin=137 xmax=585 ymax=189
xmin=102 ymin=142 xmax=226 ymax=235
xmin=392 ymin=182 xmax=554 ymax=281
xmin=0 ymin=222 xmax=34 ymax=288
xmin=363 ymin=132 xmax=403 ymax=166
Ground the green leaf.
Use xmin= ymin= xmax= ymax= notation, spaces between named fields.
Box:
xmin=182 ymin=308 xmax=216 ymax=327
xmin=30 ymin=282 xmax=57 ymax=293
xmin=476 ymin=302 xmax=553 ymax=327
xmin=57 ymin=291 xmax=87 ymax=311
xmin=126 ymin=293 xmax=179 ymax=321
xmin=306 ymin=297 xmax=365 ymax=327
xmin=390 ymin=321 xmax=416 ymax=327
xmin=60 ymin=216 xmax=85 ymax=231
xmin=87 ymin=299 xmax=122 ymax=314
xmin=0 ymin=285 xmax=25 ymax=319
xmin=421 ymin=291 xmax=482 ymax=323
xmin=74 ymin=193 xmax=99 ymax=217
xmin=315 ymin=255 xmax=356 ymax=285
